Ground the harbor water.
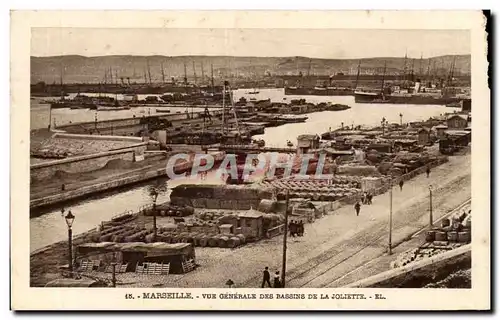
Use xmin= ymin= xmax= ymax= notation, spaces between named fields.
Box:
xmin=30 ymin=88 xmax=451 ymax=252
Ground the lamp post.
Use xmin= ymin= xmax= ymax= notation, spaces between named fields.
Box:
xmin=64 ymin=209 xmax=75 ymax=273
xmin=152 ymin=190 xmax=158 ymax=242
xmin=281 ymin=189 xmax=290 ymax=288
xmin=388 ymin=178 xmax=393 ymax=255
xmin=429 ymin=185 xmax=433 ymax=228
xmin=111 ymin=254 xmax=117 ymax=288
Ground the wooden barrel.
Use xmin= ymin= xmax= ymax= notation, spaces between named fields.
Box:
xmin=425 ymin=230 xmax=436 ymax=242
xmin=193 ymin=233 xmax=203 ymax=246
xmin=458 ymin=230 xmax=471 ymax=243
xmin=182 ymin=233 xmax=195 ymax=244
xmin=227 ymin=237 xmax=241 ymax=248
xmin=218 ymin=236 xmax=229 ymax=248
xmin=236 ymin=234 xmax=246 ymax=244
xmin=435 ymin=231 xmax=447 ymax=241
xmin=199 ymin=235 xmax=209 ymax=247
xmin=441 ymin=218 xmax=450 ymax=228
xmin=208 ymin=236 xmax=219 ymax=247
xmin=447 ymin=231 xmax=458 ymax=242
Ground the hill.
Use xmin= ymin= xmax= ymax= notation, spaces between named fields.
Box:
xmin=31 ymin=54 xmax=471 ymax=84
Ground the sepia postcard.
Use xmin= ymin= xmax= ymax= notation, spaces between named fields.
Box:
xmin=11 ymin=10 xmax=490 ymax=310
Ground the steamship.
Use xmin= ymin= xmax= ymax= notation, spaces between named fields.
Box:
xmin=354 ymin=81 xmax=465 ymax=106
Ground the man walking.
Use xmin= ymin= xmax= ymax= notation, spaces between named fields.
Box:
xmin=426 ymin=166 xmax=431 ymax=178
xmin=261 ymin=267 xmax=271 ymax=288
xmin=399 ymin=180 xmax=404 ymax=191
xmin=354 ymin=201 xmax=361 ymax=216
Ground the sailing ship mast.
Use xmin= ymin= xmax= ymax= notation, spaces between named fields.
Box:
xmin=307 ymin=59 xmax=312 ymax=77
xmin=201 ymin=61 xmax=205 ymax=82
xmin=354 ymin=60 xmax=361 ymax=89
xmin=147 ymin=60 xmax=152 ymax=85
xmin=380 ymin=61 xmax=387 ymax=94
xmin=161 ymin=62 xmax=165 ymax=84
xmin=192 ymin=61 xmax=197 ymax=85
xmin=419 ymin=53 xmax=424 ymax=79
xmin=403 ymin=51 xmax=408 ymax=87
xmin=210 ymin=64 xmax=215 ymax=92
xmin=183 ymin=62 xmax=188 ymax=85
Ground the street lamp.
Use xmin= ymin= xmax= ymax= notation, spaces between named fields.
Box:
xmin=151 ymin=190 xmax=158 ymax=241
xmin=388 ymin=178 xmax=393 ymax=255
xmin=64 ymin=210 xmax=75 ymax=273
xmin=428 ymin=185 xmax=433 ymax=228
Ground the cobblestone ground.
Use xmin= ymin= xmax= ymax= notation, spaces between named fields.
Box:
xmin=111 ymin=153 xmax=471 ymax=288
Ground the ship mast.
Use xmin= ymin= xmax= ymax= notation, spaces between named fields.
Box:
xmin=147 ymin=60 xmax=152 ymax=85
xmin=211 ymin=63 xmax=215 ymax=92
xmin=426 ymin=59 xmax=431 ymax=84
xmin=403 ymin=51 xmax=408 ymax=87
xmin=183 ymin=62 xmax=188 ymax=85
xmin=380 ymin=61 xmax=387 ymax=93
xmin=354 ymin=60 xmax=361 ymax=89
xmin=115 ymin=69 xmax=119 ymax=85
xmin=419 ymin=53 xmax=423 ymax=79
xmin=410 ymin=59 xmax=415 ymax=82
xmin=192 ymin=61 xmax=197 ymax=85
xmin=201 ymin=61 xmax=205 ymax=82
xmin=307 ymin=59 xmax=312 ymax=77
xmin=161 ymin=62 xmax=165 ymax=84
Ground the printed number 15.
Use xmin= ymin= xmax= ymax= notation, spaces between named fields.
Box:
xmin=125 ymin=294 xmax=134 ymax=299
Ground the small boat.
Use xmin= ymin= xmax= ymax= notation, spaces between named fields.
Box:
xmin=156 ymin=108 xmax=171 ymax=113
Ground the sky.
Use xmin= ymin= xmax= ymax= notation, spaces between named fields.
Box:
xmin=31 ymin=28 xmax=471 ymax=59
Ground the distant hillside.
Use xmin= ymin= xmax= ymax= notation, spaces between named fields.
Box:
xmin=31 ymin=54 xmax=471 ymax=84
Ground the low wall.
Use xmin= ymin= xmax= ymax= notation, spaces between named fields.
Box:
xmin=30 ymin=158 xmax=197 ymax=210
xmin=346 ymin=244 xmax=471 ymax=288
xmin=30 ymin=147 xmax=147 ymax=183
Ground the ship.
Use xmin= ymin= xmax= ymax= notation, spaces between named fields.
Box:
xmin=354 ymin=56 xmax=466 ymax=105
xmin=354 ymin=82 xmax=465 ymax=105
xmin=284 ymin=86 xmax=354 ymax=96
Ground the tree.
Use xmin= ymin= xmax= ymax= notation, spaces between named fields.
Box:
xmin=147 ymin=180 xmax=168 ymax=241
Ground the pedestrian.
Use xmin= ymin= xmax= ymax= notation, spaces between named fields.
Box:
xmin=289 ymin=221 xmax=295 ymax=237
xmin=399 ymin=180 xmax=404 ymax=191
xmin=367 ymin=193 xmax=373 ymax=205
xmin=426 ymin=166 xmax=431 ymax=178
xmin=354 ymin=202 xmax=361 ymax=216
xmin=362 ymin=192 xmax=367 ymax=205
xmin=261 ymin=267 xmax=272 ymax=288
xmin=274 ymin=271 xmax=281 ymax=288
xmin=300 ymin=221 xmax=305 ymax=236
